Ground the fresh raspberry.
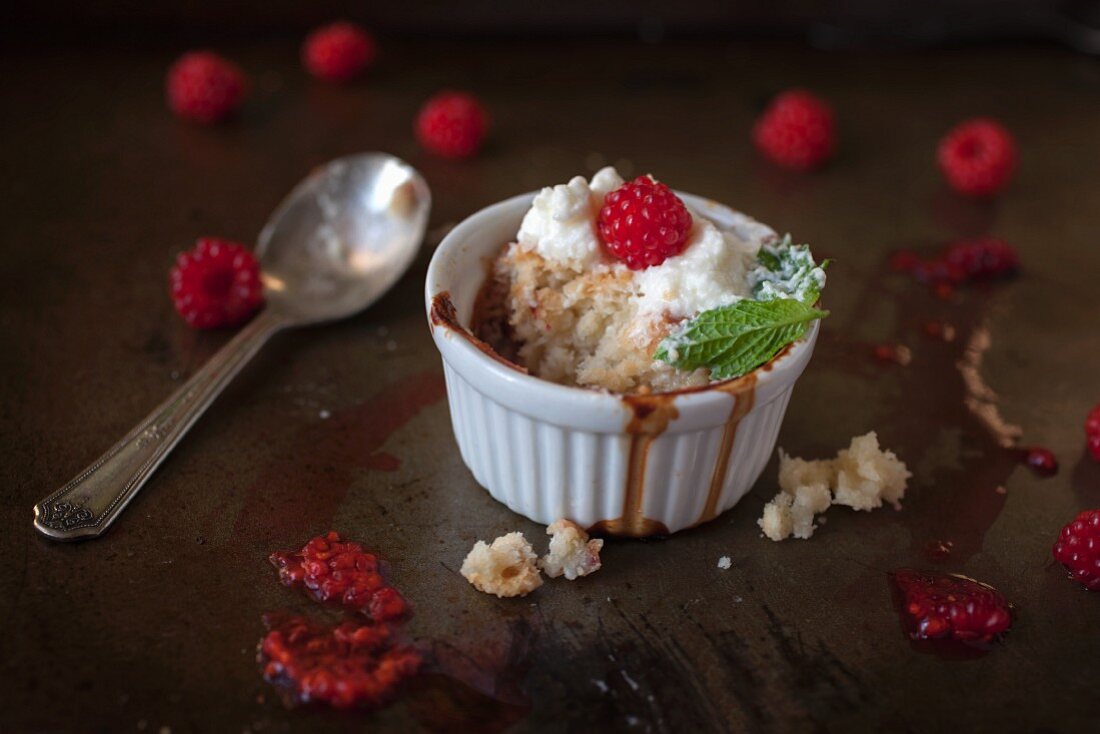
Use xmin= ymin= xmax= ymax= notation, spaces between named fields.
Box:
xmin=415 ymin=91 xmax=489 ymax=159
xmin=1088 ymin=433 xmax=1100 ymax=463
xmin=270 ymin=531 xmax=408 ymax=621
xmin=302 ymin=22 xmax=377 ymax=82
xmin=1052 ymin=510 xmax=1100 ymax=590
xmin=597 ymin=176 xmax=694 ymax=270
xmin=891 ymin=569 xmax=1012 ymax=643
xmin=166 ymin=51 xmax=247 ymax=124
xmin=1087 ymin=403 xmax=1100 ymax=437
xmin=169 ymin=238 xmax=263 ymax=329
xmin=937 ymin=118 xmax=1017 ymax=197
xmin=1086 ymin=403 xmax=1100 ymax=462
xmin=941 ymin=237 xmax=1019 ymax=280
xmin=752 ymin=90 xmax=836 ymax=171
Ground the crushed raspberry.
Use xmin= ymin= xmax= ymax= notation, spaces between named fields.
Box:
xmin=1016 ymin=446 xmax=1058 ymax=477
xmin=899 ymin=238 xmax=1019 ymax=293
xmin=415 ymin=91 xmax=489 ymax=159
xmin=1052 ymin=509 xmax=1100 ymax=590
xmin=166 ymin=51 xmax=247 ymax=124
xmin=270 ymin=531 xmax=408 ymax=621
xmin=912 ymin=258 xmax=966 ymax=286
xmin=752 ymin=90 xmax=836 ymax=171
xmin=937 ymin=118 xmax=1017 ymax=197
xmin=942 ymin=237 xmax=1019 ymax=280
xmin=597 ymin=176 xmax=694 ymax=270
xmin=169 ymin=238 xmax=264 ymax=329
xmin=302 ymin=22 xmax=377 ymax=82
xmin=262 ymin=534 xmax=419 ymax=710
xmin=259 ymin=613 xmax=421 ymax=709
xmin=891 ymin=569 xmax=1012 ymax=644
xmin=1086 ymin=403 xmax=1100 ymax=462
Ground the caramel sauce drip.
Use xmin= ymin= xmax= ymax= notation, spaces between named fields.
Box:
xmin=697 ymin=375 xmax=757 ymax=525
xmin=588 ymin=369 xmax=766 ymax=538
xmin=590 ymin=395 xmax=680 ymax=538
xmin=429 ymin=290 xmax=460 ymax=327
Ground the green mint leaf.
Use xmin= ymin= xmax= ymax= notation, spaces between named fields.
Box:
xmin=748 ymin=235 xmax=827 ymax=305
xmin=655 ymin=299 xmax=828 ymax=380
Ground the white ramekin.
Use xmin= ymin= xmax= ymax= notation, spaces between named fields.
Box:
xmin=425 ymin=192 xmax=820 ymax=536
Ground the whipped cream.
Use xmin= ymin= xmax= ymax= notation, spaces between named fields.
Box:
xmin=514 ymin=167 xmax=763 ymax=335
xmin=634 ymin=215 xmax=757 ymax=321
xmin=517 ymin=167 xmax=624 ymax=272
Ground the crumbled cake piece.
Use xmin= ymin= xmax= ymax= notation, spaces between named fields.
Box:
xmin=759 ymin=492 xmax=795 ymax=541
xmin=832 ymin=432 xmax=910 ymax=511
xmin=789 ymin=482 xmax=832 ymax=539
xmin=539 ymin=519 xmax=603 ymax=580
xmin=759 ymin=432 xmax=911 ymax=541
xmin=460 ymin=532 xmax=543 ymax=597
xmin=776 ymin=449 xmax=834 ymax=494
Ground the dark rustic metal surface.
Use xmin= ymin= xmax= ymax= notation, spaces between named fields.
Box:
xmin=2 ymin=36 xmax=1099 ymax=733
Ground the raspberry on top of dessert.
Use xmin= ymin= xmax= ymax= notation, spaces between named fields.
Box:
xmin=479 ymin=167 xmax=827 ymax=393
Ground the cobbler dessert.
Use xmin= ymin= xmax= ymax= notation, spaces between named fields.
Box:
xmin=474 ymin=168 xmax=828 ymax=393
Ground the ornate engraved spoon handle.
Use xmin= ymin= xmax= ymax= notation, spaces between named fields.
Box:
xmin=33 ymin=309 xmax=286 ymax=541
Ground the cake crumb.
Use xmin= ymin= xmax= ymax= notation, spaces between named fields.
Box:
xmin=832 ymin=432 xmax=910 ymax=511
xmin=461 ymin=532 xmax=543 ymax=597
xmin=791 ymin=482 xmax=832 ymax=538
xmin=539 ymin=519 xmax=603 ymax=580
xmin=759 ymin=492 xmax=794 ymax=541
xmin=717 ymin=556 xmax=732 ymax=570
xmin=759 ymin=432 xmax=912 ymax=541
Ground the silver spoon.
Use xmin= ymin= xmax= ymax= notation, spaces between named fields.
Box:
xmin=33 ymin=152 xmax=431 ymax=541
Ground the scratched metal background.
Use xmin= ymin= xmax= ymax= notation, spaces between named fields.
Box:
xmin=2 ymin=35 xmax=1099 ymax=733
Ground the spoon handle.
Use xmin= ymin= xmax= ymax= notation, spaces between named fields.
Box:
xmin=33 ymin=309 xmax=286 ymax=541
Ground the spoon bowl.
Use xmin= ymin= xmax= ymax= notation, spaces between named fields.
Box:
xmin=259 ymin=153 xmax=431 ymax=324
xmin=34 ymin=152 xmax=429 ymax=540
